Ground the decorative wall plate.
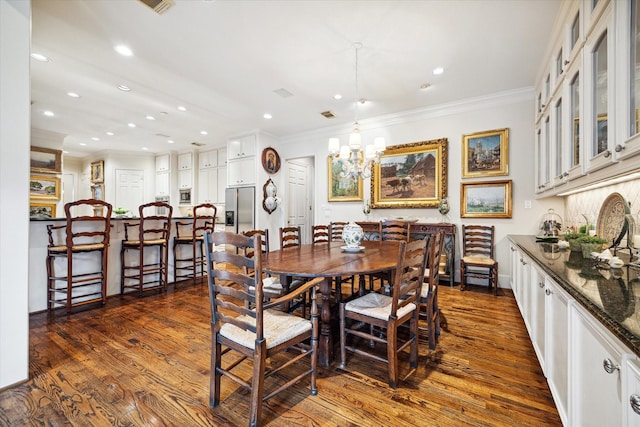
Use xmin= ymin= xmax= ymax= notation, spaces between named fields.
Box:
xmin=596 ymin=192 xmax=630 ymax=247
xmin=261 ymin=147 xmax=281 ymax=174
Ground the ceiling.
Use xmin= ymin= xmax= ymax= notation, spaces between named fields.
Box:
xmin=30 ymin=0 xmax=564 ymax=158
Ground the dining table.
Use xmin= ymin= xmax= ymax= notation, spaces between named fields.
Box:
xmin=262 ymin=239 xmax=401 ymax=366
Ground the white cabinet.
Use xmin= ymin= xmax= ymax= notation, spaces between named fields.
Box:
xmin=545 ymin=276 xmax=570 ymax=426
xmin=155 ymin=171 xmax=169 ymax=196
xmin=199 ymin=150 xmax=218 ymax=169
xmin=625 ymin=358 xmax=640 ymax=426
xmin=530 ymin=265 xmax=546 ymax=371
xmin=178 ymin=169 xmax=192 ymax=189
xmin=156 ymin=154 xmax=170 ymax=172
xmin=227 ymin=134 xmax=257 ymax=159
xmin=516 ymin=251 xmax=531 ymax=325
xmin=178 ymin=152 xmax=193 ymax=170
xmin=197 ymin=148 xmax=227 ymax=203
xmin=227 ymin=157 xmax=255 ymax=186
xmin=218 ymin=148 xmax=227 ymax=166
xmin=571 ymin=302 xmax=626 ymax=427
xmin=217 ymin=166 xmax=226 ymax=202
xmin=197 ymin=168 xmax=216 ymax=204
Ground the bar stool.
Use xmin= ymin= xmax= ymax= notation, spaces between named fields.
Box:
xmin=173 ymin=203 xmax=216 ymax=285
xmin=46 ymin=199 xmax=112 ymax=313
xmin=121 ymin=201 xmax=173 ymax=295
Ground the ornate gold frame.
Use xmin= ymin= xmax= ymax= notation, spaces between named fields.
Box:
xmin=29 ymin=202 xmax=56 ymax=219
xmin=460 ymin=180 xmax=512 ymax=218
xmin=328 ymin=156 xmax=363 ymax=202
xmin=462 ymin=128 xmax=509 ymax=178
xmin=30 ymin=146 xmax=62 ymax=174
xmin=371 ymin=138 xmax=448 ymax=209
xmin=29 ymin=175 xmax=61 ymax=200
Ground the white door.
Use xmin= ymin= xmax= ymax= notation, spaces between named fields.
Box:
xmin=286 ymin=158 xmax=313 ymax=244
xmin=115 ymin=169 xmax=144 ymax=212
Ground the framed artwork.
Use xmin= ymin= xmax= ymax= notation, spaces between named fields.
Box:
xmin=462 ymin=128 xmax=509 ymax=178
xmin=261 ymin=147 xmax=281 ymax=174
xmin=30 ymin=146 xmax=62 ymax=174
xmin=460 ymin=180 xmax=512 ymax=218
xmin=91 ymin=184 xmax=104 ymax=201
xmin=328 ymin=156 xmax=363 ymax=202
xmin=371 ymin=138 xmax=448 ymax=209
xmin=29 ymin=202 xmax=56 ymax=219
xmin=91 ymin=160 xmax=104 ymax=183
xmin=29 ymin=175 xmax=61 ymax=200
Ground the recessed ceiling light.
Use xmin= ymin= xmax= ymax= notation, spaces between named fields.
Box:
xmin=105 ymin=131 xmax=114 ymax=136
xmin=177 ymin=106 xmax=187 ymax=112
xmin=145 ymin=115 xmax=155 ymax=120
xmin=63 ymin=150 xmax=69 ymax=154
xmin=263 ymin=113 xmax=272 ymax=119
xmin=30 ymin=53 xmax=50 ymax=62
xmin=67 ymin=92 xmax=80 ymax=98
xmin=43 ymin=110 xmax=54 ymax=117
xmin=128 ymin=123 xmax=136 ymax=128
xmin=167 ymin=140 xmax=175 ymax=144
xmin=79 ymin=143 xmax=87 ymax=146
xmin=118 ymin=84 xmax=131 ymax=92
xmin=432 ymin=67 xmax=445 ymax=75
xmin=142 ymin=147 xmax=149 ymax=151
xmin=91 ymin=137 xmax=100 ymax=141
xmin=333 ymin=94 xmax=342 ymax=100
xmin=114 ymin=44 xmax=134 ymax=57
xmin=200 ymin=130 xmax=208 ymax=135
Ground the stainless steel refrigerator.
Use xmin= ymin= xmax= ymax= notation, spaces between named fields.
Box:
xmin=225 ymin=186 xmax=255 ymax=234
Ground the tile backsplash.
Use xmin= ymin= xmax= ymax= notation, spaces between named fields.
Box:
xmin=565 ymin=178 xmax=640 ymax=231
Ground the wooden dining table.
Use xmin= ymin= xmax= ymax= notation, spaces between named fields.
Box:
xmin=262 ymin=240 xmax=401 ymax=366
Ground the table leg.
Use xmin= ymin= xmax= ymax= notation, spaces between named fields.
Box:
xmin=319 ymin=277 xmax=332 ymax=367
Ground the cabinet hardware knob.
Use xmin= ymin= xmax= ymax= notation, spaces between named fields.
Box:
xmin=510 ymin=247 xmax=516 ymax=252
xmin=539 ymin=281 xmax=544 ymax=288
xmin=604 ymin=150 xmax=611 ymax=158
xmin=602 ymin=358 xmax=620 ymax=374
xmin=563 ymin=172 xmax=569 ymax=177
xmin=545 ymin=288 xmax=553 ymax=296
xmin=564 ymin=59 xmax=570 ymax=65
xmin=615 ymin=144 xmax=625 ymax=152
xmin=630 ymin=394 xmax=640 ymax=415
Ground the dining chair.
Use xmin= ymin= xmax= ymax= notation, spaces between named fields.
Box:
xmin=279 ymin=225 xmax=301 ymax=249
xmin=242 ymin=229 xmax=284 ymax=300
xmin=203 ymin=230 xmax=321 ymax=426
xmin=46 ymin=199 xmax=112 ymax=313
xmin=172 ymin=203 xmax=216 ymax=285
xmin=419 ymin=230 xmax=445 ymax=350
xmin=356 ymin=221 xmax=382 ymax=241
xmin=121 ymin=201 xmax=173 ymax=296
xmin=330 ymin=221 xmax=347 ymax=241
xmin=339 ymin=237 xmax=428 ymax=388
xmin=381 ymin=219 xmax=410 ymax=242
xmin=460 ymin=224 xmax=499 ymax=295
xmin=311 ymin=224 xmax=330 ymax=244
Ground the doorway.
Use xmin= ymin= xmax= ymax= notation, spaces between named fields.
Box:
xmin=285 ymin=157 xmax=314 ymax=244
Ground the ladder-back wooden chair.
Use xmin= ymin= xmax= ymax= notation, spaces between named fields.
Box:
xmin=173 ymin=203 xmax=216 ymax=285
xmin=460 ymin=224 xmax=499 ymax=295
xmin=339 ymin=237 xmax=428 ymax=388
xmin=311 ymin=224 xmax=330 ymax=244
xmin=330 ymin=221 xmax=347 ymax=242
xmin=204 ymin=230 xmax=321 ymax=426
xmin=419 ymin=230 xmax=445 ymax=350
xmin=46 ymin=199 xmax=112 ymax=313
xmin=279 ymin=225 xmax=301 ymax=249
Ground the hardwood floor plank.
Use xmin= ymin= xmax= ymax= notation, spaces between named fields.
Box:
xmin=0 ymin=283 xmax=562 ymax=426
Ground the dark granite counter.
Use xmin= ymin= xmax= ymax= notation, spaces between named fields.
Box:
xmin=509 ymin=235 xmax=640 ymax=357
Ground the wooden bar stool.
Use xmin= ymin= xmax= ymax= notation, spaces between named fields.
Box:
xmin=46 ymin=199 xmax=112 ymax=313
xmin=121 ymin=201 xmax=173 ymax=295
xmin=173 ymin=203 xmax=216 ymax=285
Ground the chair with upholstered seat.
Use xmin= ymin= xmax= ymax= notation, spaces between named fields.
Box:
xmin=46 ymin=199 xmax=112 ymax=313
xmin=121 ymin=201 xmax=173 ymax=295
xmin=460 ymin=224 xmax=498 ymax=295
xmin=173 ymin=203 xmax=216 ymax=285
xmin=419 ymin=230 xmax=445 ymax=350
xmin=339 ymin=237 xmax=428 ymax=388
xmin=203 ymin=230 xmax=321 ymax=426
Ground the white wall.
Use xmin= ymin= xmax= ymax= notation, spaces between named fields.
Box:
xmin=0 ymin=0 xmax=30 ymax=388
xmin=272 ymin=89 xmax=564 ymax=288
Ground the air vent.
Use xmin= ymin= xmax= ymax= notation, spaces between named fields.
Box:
xmin=139 ymin=0 xmax=175 ymax=14
xmin=273 ymin=88 xmax=294 ymax=98
xmin=321 ymin=111 xmax=336 ymax=119
xmin=191 ymin=142 xmax=205 ymax=147
xmin=155 ymin=133 xmax=170 ymax=138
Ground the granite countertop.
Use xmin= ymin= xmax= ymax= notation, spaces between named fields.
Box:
xmin=510 ymin=235 xmax=640 ymax=357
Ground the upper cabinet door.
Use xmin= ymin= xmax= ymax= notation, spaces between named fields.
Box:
xmin=178 ymin=152 xmax=193 ymax=170
xmin=227 ymin=134 xmax=257 ymax=159
xmin=198 ymin=150 xmax=217 ymax=169
xmin=155 ymin=154 xmax=170 ymax=172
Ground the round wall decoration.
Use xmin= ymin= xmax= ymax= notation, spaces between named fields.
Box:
xmin=261 ymin=147 xmax=281 ymax=174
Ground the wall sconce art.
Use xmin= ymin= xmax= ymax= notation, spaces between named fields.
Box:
xmin=262 ymin=178 xmax=281 ymax=214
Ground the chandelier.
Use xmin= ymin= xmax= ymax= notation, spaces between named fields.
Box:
xmin=328 ymin=42 xmax=386 ymax=179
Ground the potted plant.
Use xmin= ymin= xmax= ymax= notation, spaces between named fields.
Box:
xmin=563 ymin=231 xmax=586 ymax=251
xmin=576 ymin=235 xmax=609 ymax=258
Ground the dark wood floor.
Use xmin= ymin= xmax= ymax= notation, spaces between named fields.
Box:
xmin=0 ymin=281 xmax=561 ymax=426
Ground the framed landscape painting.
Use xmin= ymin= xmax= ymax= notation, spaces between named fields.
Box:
xmin=29 ymin=175 xmax=61 ymax=200
xmin=29 ymin=202 xmax=56 ymax=219
xmin=30 ymin=146 xmax=62 ymax=174
xmin=328 ymin=157 xmax=363 ymax=201
xmin=371 ymin=138 xmax=448 ymax=209
xmin=462 ymin=128 xmax=509 ymax=178
xmin=460 ymin=180 xmax=512 ymax=218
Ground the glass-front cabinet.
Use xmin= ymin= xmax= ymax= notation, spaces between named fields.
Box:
xmin=534 ymin=0 xmax=640 ymax=197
